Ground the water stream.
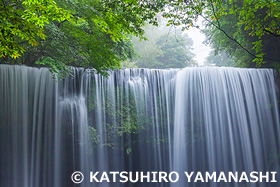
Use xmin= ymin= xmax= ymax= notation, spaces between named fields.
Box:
xmin=0 ymin=65 xmax=279 ymax=186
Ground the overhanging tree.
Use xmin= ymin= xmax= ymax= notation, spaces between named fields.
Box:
xmin=0 ymin=0 xmax=166 ymax=75
xmin=0 ymin=0 xmax=72 ymax=58
xmin=163 ymin=0 xmax=280 ymax=68
xmin=1 ymin=0 xmax=280 ymax=72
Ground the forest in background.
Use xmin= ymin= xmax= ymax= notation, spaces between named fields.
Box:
xmin=1 ymin=0 xmax=280 ymax=74
xmin=122 ymin=17 xmax=196 ymax=69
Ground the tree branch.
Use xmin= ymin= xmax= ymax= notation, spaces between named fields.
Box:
xmin=209 ymin=0 xmax=221 ymax=28
xmin=182 ymin=0 xmax=280 ymax=63
xmin=56 ymin=20 xmax=68 ymax=28
xmin=263 ymin=29 xmax=280 ymax=38
xmin=199 ymin=11 xmax=280 ymax=63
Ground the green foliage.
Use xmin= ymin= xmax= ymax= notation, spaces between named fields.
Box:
xmin=2 ymin=0 xmax=279 ymax=72
xmin=202 ymin=11 xmax=255 ymax=67
xmin=206 ymin=50 xmax=237 ymax=67
xmin=131 ymin=23 xmax=195 ymax=69
xmin=87 ymin=77 xmax=151 ymax=150
xmin=88 ymin=126 xmax=100 ymax=144
xmin=155 ymin=34 xmax=195 ymax=68
xmin=35 ymin=57 xmax=71 ymax=78
xmin=121 ymin=60 xmax=138 ymax=68
xmin=126 ymin=147 xmax=132 ymax=155
xmin=0 ymin=0 xmax=72 ymax=58
xmin=207 ymin=0 xmax=280 ymax=67
xmin=162 ymin=0 xmax=205 ymax=29
xmin=161 ymin=0 xmax=280 ymax=68
xmin=1 ymin=0 xmax=168 ymax=75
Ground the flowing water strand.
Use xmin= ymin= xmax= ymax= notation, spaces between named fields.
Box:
xmin=0 ymin=65 xmax=279 ymax=187
xmin=173 ymin=67 xmax=280 ymax=187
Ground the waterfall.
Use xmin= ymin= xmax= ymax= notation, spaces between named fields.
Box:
xmin=0 ymin=64 xmax=279 ymax=187
xmin=173 ymin=68 xmax=280 ymax=186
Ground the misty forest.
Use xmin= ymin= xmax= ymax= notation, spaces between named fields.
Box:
xmin=1 ymin=0 xmax=280 ymax=187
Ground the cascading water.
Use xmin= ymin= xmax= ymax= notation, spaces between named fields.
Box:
xmin=0 ymin=64 xmax=279 ymax=187
xmin=173 ymin=68 xmax=280 ymax=186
